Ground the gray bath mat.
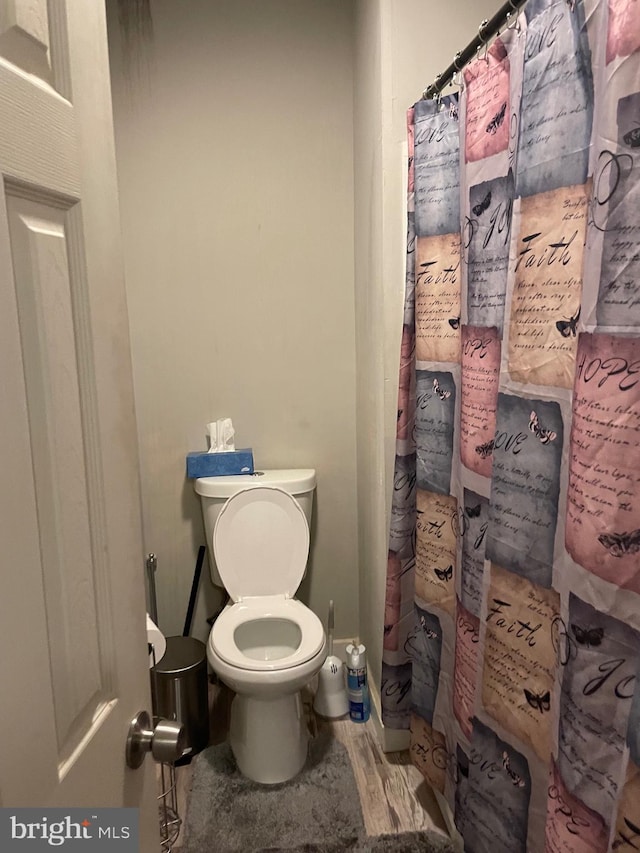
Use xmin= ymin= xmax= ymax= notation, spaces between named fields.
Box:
xmin=182 ymin=733 xmax=457 ymax=853
xmin=182 ymin=732 xmax=364 ymax=852
xmin=259 ymin=830 xmax=458 ymax=852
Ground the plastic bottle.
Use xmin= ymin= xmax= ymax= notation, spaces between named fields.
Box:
xmin=346 ymin=641 xmax=371 ymax=723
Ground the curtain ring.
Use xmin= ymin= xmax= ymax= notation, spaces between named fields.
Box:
xmin=423 ymin=73 xmax=439 ymax=101
xmin=510 ymin=14 xmax=522 ymax=32
xmin=423 ymin=73 xmax=441 ymax=101
xmin=452 ymin=51 xmax=462 ymax=73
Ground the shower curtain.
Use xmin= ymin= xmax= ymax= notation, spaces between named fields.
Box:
xmin=383 ymin=1 xmax=640 ymax=851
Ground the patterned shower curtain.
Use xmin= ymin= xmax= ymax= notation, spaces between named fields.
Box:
xmin=382 ymin=1 xmax=640 ymax=851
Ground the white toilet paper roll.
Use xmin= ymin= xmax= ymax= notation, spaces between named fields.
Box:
xmin=146 ymin=613 xmax=166 ymax=668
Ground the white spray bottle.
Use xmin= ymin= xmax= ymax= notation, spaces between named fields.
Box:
xmin=346 ymin=640 xmax=370 ymax=723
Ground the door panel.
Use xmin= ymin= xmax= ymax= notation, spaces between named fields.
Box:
xmin=0 ymin=1 xmax=157 ymax=846
xmin=8 ymin=192 xmax=110 ymax=766
xmin=0 ymin=0 xmax=53 ymax=83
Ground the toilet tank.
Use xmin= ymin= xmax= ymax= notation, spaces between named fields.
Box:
xmin=194 ymin=469 xmax=316 ymax=587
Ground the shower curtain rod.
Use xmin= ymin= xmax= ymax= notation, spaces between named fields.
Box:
xmin=422 ymin=0 xmax=527 ymax=99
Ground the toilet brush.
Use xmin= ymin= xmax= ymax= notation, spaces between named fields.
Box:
xmin=313 ymin=600 xmax=349 ymax=719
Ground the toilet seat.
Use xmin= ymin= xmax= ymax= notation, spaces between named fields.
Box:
xmin=211 ymin=597 xmax=325 ymax=671
xmin=213 ymin=486 xmax=309 ymax=601
xmin=211 ymin=486 xmax=323 ymax=672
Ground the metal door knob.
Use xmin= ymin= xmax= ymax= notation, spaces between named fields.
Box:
xmin=126 ymin=710 xmax=186 ymax=768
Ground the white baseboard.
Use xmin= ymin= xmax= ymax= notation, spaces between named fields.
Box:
xmin=320 ymin=640 xmax=410 ymax=751
xmin=368 ymin=679 xmax=410 ymax=752
xmin=327 ymin=641 xmax=411 ymax=753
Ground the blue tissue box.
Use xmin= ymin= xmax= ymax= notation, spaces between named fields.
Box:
xmin=186 ymin=449 xmax=254 ymax=478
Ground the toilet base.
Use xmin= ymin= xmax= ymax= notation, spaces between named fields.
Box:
xmin=229 ymin=690 xmax=309 ymax=784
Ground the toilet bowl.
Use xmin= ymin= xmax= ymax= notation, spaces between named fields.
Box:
xmin=197 ymin=476 xmax=326 ymax=784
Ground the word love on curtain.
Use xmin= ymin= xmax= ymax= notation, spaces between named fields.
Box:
xmin=383 ymin=1 xmax=640 ymax=852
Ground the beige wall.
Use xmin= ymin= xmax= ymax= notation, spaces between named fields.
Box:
xmin=108 ymin=0 xmax=509 ymax=694
xmin=107 ymin=0 xmax=358 ymax=642
xmin=354 ymin=0 xmax=511 ymax=727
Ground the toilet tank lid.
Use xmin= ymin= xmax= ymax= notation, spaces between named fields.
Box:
xmin=194 ymin=468 xmax=316 ymax=498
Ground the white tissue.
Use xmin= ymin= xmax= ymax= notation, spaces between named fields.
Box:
xmin=207 ymin=418 xmax=235 ymax=452
xmin=147 ymin=613 xmax=166 ymax=668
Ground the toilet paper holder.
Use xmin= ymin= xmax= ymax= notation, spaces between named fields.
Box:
xmin=143 ymin=552 xmax=186 ymax=852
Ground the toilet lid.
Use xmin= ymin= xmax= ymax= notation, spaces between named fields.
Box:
xmin=213 ymin=486 xmax=309 ymax=601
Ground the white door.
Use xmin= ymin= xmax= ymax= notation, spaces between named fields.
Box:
xmin=0 ymin=0 xmax=158 ymax=847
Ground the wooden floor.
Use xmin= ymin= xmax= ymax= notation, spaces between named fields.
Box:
xmin=164 ymin=680 xmax=450 ymax=851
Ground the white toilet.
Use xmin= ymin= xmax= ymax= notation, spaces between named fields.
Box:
xmin=194 ymin=469 xmax=326 ymax=784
